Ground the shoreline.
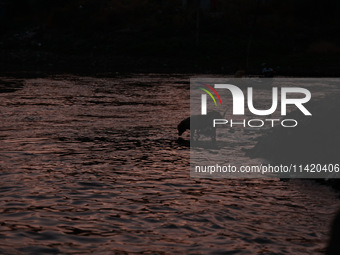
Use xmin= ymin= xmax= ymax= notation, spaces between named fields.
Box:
xmin=1 ymin=50 xmax=340 ymax=78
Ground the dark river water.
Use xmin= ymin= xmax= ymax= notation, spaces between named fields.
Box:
xmin=0 ymin=74 xmax=339 ymax=254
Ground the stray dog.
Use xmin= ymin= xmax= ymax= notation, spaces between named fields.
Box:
xmin=177 ymin=111 xmax=222 ymax=141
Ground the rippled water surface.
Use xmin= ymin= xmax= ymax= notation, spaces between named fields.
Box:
xmin=0 ymin=74 xmax=339 ymax=254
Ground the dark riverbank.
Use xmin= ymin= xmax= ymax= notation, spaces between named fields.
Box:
xmin=1 ymin=32 xmax=340 ymax=77
xmin=247 ymin=91 xmax=340 ymax=188
xmin=1 ymin=1 xmax=340 ymax=77
xmin=247 ymin=92 xmax=340 ymax=164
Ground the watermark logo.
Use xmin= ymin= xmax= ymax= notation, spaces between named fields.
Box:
xmin=190 ymin=78 xmax=338 ymax=179
xmin=201 ymin=84 xmax=311 ymax=116
xmin=199 ymin=83 xmax=312 ymax=128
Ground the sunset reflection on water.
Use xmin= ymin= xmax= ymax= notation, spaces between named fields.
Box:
xmin=0 ymin=74 xmax=339 ymax=254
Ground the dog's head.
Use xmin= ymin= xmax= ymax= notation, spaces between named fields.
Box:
xmin=177 ymin=122 xmax=185 ymax=136
xmin=177 ymin=117 xmax=190 ymax=136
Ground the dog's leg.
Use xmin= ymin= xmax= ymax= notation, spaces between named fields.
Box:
xmin=196 ymin=129 xmax=200 ymax=141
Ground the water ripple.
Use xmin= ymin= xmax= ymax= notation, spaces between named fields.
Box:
xmin=0 ymin=74 xmax=338 ymax=254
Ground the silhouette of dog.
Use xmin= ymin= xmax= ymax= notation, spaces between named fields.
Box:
xmin=177 ymin=111 xmax=222 ymax=141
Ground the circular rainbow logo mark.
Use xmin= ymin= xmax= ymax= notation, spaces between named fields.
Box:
xmin=198 ymin=83 xmax=223 ymax=106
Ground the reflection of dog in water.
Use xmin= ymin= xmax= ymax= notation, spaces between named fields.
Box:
xmin=177 ymin=111 xmax=222 ymax=142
